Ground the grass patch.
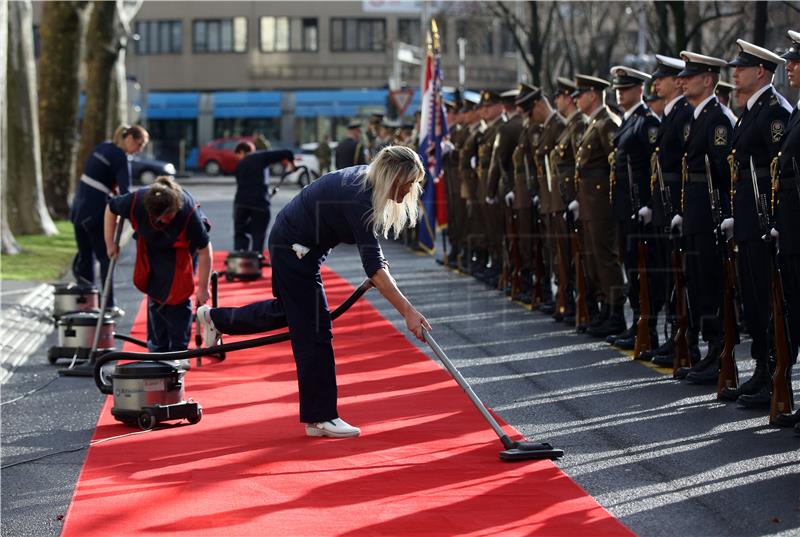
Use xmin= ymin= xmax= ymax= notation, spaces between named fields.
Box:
xmin=0 ymin=220 xmax=76 ymax=281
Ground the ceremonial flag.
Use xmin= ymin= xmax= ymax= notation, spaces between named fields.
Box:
xmin=417 ymin=20 xmax=448 ymax=254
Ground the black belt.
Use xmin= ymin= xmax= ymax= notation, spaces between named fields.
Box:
xmin=660 ymin=172 xmax=681 ymax=183
xmin=578 ymin=169 xmax=609 ymax=181
xmin=687 ymin=173 xmax=709 ymax=183
xmin=735 ymin=167 xmax=770 ymax=182
xmin=557 ymin=165 xmax=575 ymax=176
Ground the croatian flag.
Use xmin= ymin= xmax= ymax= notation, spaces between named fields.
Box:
xmin=417 ymin=27 xmax=448 ymax=254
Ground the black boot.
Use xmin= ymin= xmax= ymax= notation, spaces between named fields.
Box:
xmin=588 ymin=303 xmax=626 ymax=338
xmin=737 ymin=383 xmax=772 ymax=409
xmin=608 ymin=322 xmax=636 ymax=346
xmin=588 ymin=303 xmax=609 ymax=331
xmin=774 ymin=409 xmax=800 ymax=427
xmin=641 ymin=320 xmax=676 ymax=361
xmin=682 ymin=342 xmax=722 ymax=384
xmin=719 ymin=360 xmax=770 ymax=401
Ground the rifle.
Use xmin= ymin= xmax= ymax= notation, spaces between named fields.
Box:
xmin=570 ymin=211 xmax=590 ymax=330
xmin=751 ymin=157 xmax=794 ymax=422
xmin=657 ymin=155 xmax=691 ymax=371
xmin=547 ymin=154 xmax=569 ymax=317
xmin=525 ymin=154 xmax=546 ymax=307
xmin=706 ymin=155 xmax=739 ymax=394
xmin=629 ymin=156 xmax=652 ymax=358
xmin=499 ymin=172 xmax=522 ymax=297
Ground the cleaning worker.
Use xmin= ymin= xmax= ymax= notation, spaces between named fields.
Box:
xmin=197 ymin=145 xmax=431 ymax=438
xmin=71 ymin=124 xmax=149 ymax=318
xmin=232 ymin=142 xmax=295 ymax=253
xmin=105 ymin=176 xmax=213 ymax=354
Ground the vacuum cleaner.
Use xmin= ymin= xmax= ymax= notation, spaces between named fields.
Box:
xmin=93 ymin=279 xmax=373 ymax=430
xmin=52 ymin=282 xmax=99 ymax=321
xmin=224 ymin=250 xmax=269 ymax=281
xmin=422 ymin=329 xmax=563 ymax=461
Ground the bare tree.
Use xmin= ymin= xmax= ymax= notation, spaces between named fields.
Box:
xmin=107 ymin=1 xmax=141 ymax=130
xmin=38 ymin=1 xmax=90 ymax=219
xmin=0 ymin=0 xmax=19 ymax=255
xmin=5 ymin=0 xmax=57 ymax=237
xmin=74 ymin=0 xmax=123 ymax=188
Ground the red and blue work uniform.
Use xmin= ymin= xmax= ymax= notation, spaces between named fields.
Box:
xmin=70 ymin=142 xmax=131 ymax=307
xmin=233 ymin=149 xmax=294 ymax=253
xmin=210 ymin=166 xmax=387 ymax=423
xmin=108 ymin=189 xmax=210 ymax=352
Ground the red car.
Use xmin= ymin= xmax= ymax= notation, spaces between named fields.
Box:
xmin=198 ymin=136 xmax=255 ymax=175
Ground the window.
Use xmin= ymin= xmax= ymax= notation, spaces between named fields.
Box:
xmin=456 ymin=19 xmax=492 ymax=55
xmin=398 ymin=18 xmax=420 ymax=46
xmin=193 ymin=18 xmax=247 ymax=53
xmin=331 ymin=18 xmax=385 ymax=52
xmin=135 ymin=20 xmax=182 ymax=54
xmin=213 ymin=118 xmax=280 ymax=142
xmin=500 ymin=24 xmax=516 ymax=55
xmin=260 ymin=17 xmax=318 ymax=52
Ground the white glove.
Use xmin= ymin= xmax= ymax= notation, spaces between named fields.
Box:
xmin=485 ymin=196 xmax=498 ymax=205
xmin=568 ymin=200 xmax=580 ymax=221
xmin=671 ymin=214 xmax=683 ymax=233
xmin=563 ymin=211 xmax=568 ymax=221
xmin=533 ymin=195 xmax=540 ymax=207
xmin=638 ymin=206 xmax=653 ymax=225
xmin=504 ymin=191 xmax=515 ymax=207
xmin=470 ymin=156 xmax=477 ymax=170
xmin=770 ymin=227 xmax=779 ymax=239
xmin=721 ymin=217 xmax=734 ymax=240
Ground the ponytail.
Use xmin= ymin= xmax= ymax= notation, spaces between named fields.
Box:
xmin=113 ymin=124 xmax=150 ymax=148
xmin=143 ymin=176 xmax=184 ymax=218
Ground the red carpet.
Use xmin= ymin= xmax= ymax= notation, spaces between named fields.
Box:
xmin=62 ymin=253 xmax=635 ymax=537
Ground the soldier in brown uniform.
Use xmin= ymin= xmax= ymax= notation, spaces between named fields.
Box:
xmin=488 ymin=88 xmax=526 ymax=292
xmin=551 ymin=77 xmax=588 ymax=325
xmin=475 ymin=91 xmax=506 ymax=286
xmin=570 ymin=75 xmax=625 ymax=335
xmin=508 ymin=84 xmax=542 ymax=303
xmin=531 ymin=90 xmax=567 ymax=315
xmin=459 ymin=94 xmax=487 ymax=273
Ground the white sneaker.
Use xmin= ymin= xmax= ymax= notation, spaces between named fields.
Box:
xmin=196 ymin=305 xmax=220 ymax=347
xmin=305 ymin=418 xmax=361 ymax=438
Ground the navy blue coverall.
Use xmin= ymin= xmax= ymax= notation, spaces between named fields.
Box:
xmin=70 ymin=142 xmax=131 ymax=307
xmin=233 ymin=149 xmax=294 ymax=252
xmin=109 ymin=189 xmax=210 ymax=352
xmin=210 ymin=166 xmax=387 ymax=423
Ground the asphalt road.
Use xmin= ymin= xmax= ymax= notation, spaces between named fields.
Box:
xmin=1 ymin=176 xmax=798 ymax=537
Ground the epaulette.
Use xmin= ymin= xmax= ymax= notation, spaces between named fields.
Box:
xmin=769 ymin=93 xmax=779 ymax=106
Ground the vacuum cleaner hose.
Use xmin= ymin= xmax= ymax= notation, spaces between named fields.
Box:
xmin=93 ymin=279 xmax=374 ymax=394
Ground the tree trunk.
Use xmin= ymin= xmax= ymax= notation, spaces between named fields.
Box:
xmin=38 ymin=1 xmax=90 ymax=219
xmin=6 ymin=0 xmax=57 ymax=237
xmin=527 ymin=0 xmax=541 ymax=86
xmin=752 ymin=1 xmax=768 ymax=46
xmin=667 ymin=1 xmax=687 ymax=53
xmin=108 ymin=42 xmax=128 ymax=130
xmin=0 ymin=0 xmax=20 ymax=255
xmin=74 ymin=0 xmax=119 ymax=188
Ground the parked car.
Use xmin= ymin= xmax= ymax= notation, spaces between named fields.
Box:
xmin=279 ymin=142 xmax=338 ymax=186
xmin=129 ymin=154 xmax=176 ymax=185
xmin=197 ymin=136 xmax=255 ymax=175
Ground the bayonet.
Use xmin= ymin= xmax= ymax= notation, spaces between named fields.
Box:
xmin=750 ymin=156 xmax=770 ymax=235
xmin=655 ymin=154 xmax=673 ymax=223
xmin=627 ymin=156 xmax=639 ymax=219
xmin=704 ymin=154 xmax=722 ymax=227
xmin=792 ymin=157 xmax=800 ymax=204
xmin=544 ymin=154 xmax=553 ymax=193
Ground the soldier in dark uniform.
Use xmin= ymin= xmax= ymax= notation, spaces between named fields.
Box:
xmin=441 ymin=100 xmax=464 ymax=267
xmin=772 ymin=29 xmax=800 ymax=430
xmin=508 ymin=84 xmax=541 ymax=303
xmin=459 ymin=94 xmax=487 ymax=274
xmin=475 ymin=91 xmax=505 ymax=286
xmin=719 ymin=40 xmax=792 ymax=406
xmin=488 ymin=88 xmax=526 ymax=293
xmin=605 ymin=66 xmax=661 ymax=345
xmin=671 ymin=51 xmax=737 ymax=383
xmin=643 ymin=55 xmax=697 ymax=367
xmin=335 ymin=122 xmax=368 ymax=169
xmin=645 ymin=86 xmax=666 ymax=120
xmin=531 ymin=89 xmax=567 ymax=315
xmin=715 ymin=81 xmax=735 ymax=109
xmin=551 ymin=77 xmax=587 ymax=326
xmin=571 ymin=75 xmax=624 ymax=336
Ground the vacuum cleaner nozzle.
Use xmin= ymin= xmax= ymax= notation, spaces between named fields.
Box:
xmin=500 ymin=441 xmax=564 ymax=461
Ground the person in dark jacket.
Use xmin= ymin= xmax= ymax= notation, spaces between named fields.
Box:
xmin=70 ymin=124 xmax=149 ymax=318
xmin=232 ymin=141 xmax=294 ymax=253
xmin=335 ymin=122 xmax=368 ymax=168
xmin=105 ymin=176 xmax=212 ymax=353
xmin=197 ymin=145 xmax=431 ymax=439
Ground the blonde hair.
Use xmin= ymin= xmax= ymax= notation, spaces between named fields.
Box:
xmin=361 ymin=145 xmax=425 ymax=239
xmin=143 ymin=176 xmax=184 ymax=218
xmin=112 ymin=124 xmax=149 ymax=147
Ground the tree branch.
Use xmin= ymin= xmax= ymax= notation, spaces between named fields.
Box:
xmin=686 ymin=7 xmax=744 ymax=44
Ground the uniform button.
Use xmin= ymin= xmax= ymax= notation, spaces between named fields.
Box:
xmin=587 ymin=144 xmax=592 ymax=149
xmin=596 ymin=184 xmax=601 ymax=190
